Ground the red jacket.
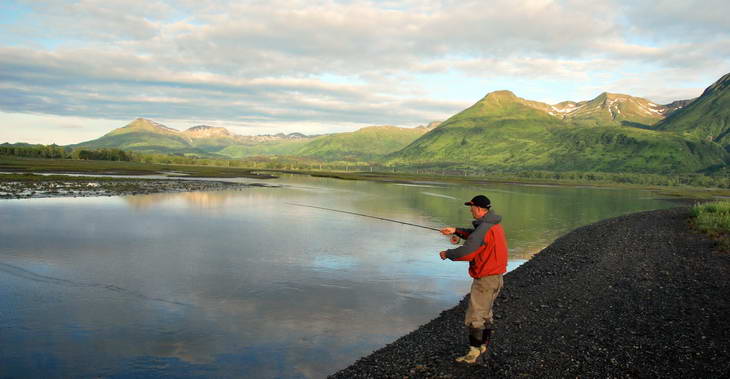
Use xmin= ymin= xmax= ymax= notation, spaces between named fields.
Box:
xmin=446 ymin=213 xmax=508 ymax=278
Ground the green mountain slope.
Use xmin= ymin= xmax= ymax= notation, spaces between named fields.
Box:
xmin=547 ymin=125 xmax=725 ymax=172
xmin=652 ymin=72 xmax=730 ymax=148
xmin=218 ymin=138 xmax=312 ymax=158
xmin=69 ymin=119 xmax=429 ymax=161
xmin=290 ymin=125 xmax=430 ymax=161
xmin=390 ymin=91 xmax=561 ymax=165
xmin=389 ymin=90 xmax=726 ymax=173
xmin=70 ymin=118 xmax=203 ymax=155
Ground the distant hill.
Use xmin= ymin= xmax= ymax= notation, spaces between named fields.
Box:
xmin=182 ymin=125 xmax=239 ymax=153
xmin=652 ymin=73 xmax=730 ymax=149
xmin=70 ymin=118 xmax=312 ymax=156
xmin=217 ymin=138 xmax=313 ymax=158
xmin=388 ymin=89 xmax=726 ymax=173
xmin=220 ymin=125 xmax=432 ymax=160
xmin=290 ymin=125 xmax=432 ymax=161
xmin=70 ymin=118 xmax=432 ymax=161
xmin=70 ymin=118 xmax=206 ymax=155
xmin=553 ymin=92 xmax=668 ymax=128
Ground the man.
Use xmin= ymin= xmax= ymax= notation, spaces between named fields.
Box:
xmin=439 ymin=195 xmax=508 ymax=364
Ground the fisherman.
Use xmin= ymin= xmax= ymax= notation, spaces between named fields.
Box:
xmin=439 ymin=195 xmax=508 ymax=364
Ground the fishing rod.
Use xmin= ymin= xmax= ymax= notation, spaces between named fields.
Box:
xmin=286 ymin=202 xmax=462 ymax=244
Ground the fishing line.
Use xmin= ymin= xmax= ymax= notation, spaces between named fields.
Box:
xmin=287 ymin=202 xmax=463 ymax=244
xmin=285 ymin=202 xmax=440 ymax=231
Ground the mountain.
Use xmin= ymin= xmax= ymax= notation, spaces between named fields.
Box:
xmin=217 ymin=138 xmax=313 ymax=158
xmin=554 ymin=92 xmax=668 ymax=128
xmin=71 ymin=118 xmax=431 ymax=161
xmin=66 ymin=73 xmax=730 ymax=173
xmin=220 ymin=125 xmax=431 ymax=160
xmin=70 ymin=118 xmax=316 ymax=156
xmin=183 ymin=125 xmax=235 ymax=139
xmin=388 ymin=90 xmax=726 ymax=173
xmin=182 ymin=125 xmax=240 ymax=153
xmin=662 ymin=99 xmax=695 ymax=113
xmin=70 ymin=118 xmax=199 ymax=154
xmin=290 ymin=125 xmax=433 ymax=161
xmin=652 ymin=72 xmax=730 ymax=149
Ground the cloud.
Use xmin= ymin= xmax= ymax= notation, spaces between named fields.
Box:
xmin=620 ymin=0 xmax=730 ymax=41
xmin=14 ymin=0 xmax=174 ymax=41
xmin=1 ymin=0 xmax=728 ymax=139
xmin=0 ymin=45 xmax=467 ymax=127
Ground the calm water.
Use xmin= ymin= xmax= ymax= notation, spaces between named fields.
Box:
xmin=0 ymin=174 xmax=676 ymax=378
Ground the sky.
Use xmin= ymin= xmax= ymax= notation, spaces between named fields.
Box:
xmin=1 ymin=0 xmax=729 ymax=145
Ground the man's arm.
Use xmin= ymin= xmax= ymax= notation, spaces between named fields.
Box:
xmin=440 ymin=227 xmax=474 ymax=239
xmin=454 ymin=227 xmax=473 ymax=240
xmin=444 ymin=223 xmax=492 ymax=261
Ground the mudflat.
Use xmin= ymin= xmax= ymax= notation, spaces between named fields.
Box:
xmin=331 ymin=208 xmax=730 ymax=378
xmin=0 ymin=176 xmax=276 ymax=199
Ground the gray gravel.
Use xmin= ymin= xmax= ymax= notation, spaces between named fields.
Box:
xmin=330 ymin=208 xmax=730 ymax=378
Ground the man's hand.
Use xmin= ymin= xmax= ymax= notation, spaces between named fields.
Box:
xmin=440 ymin=227 xmax=456 ymax=235
xmin=439 ymin=251 xmax=448 ymax=260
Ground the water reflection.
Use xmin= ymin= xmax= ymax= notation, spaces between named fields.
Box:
xmin=123 ymin=190 xmax=243 ymax=210
xmin=0 ymin=175 xmax=676 ymax=377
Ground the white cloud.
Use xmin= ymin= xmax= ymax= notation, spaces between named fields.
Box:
xmin=0 ymin=0 xmax=728 ymax=143
xmin=620 ymin=0 xmax=730 ymax=41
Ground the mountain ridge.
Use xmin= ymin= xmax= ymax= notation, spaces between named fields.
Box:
xmin=72 ymin=118 xmax=432 ymax=160
xmin=64 ymin=72 xmax=730 ymax=174
xmin=388 ymin=74 xmax=730 ymax=173
xmin=652 ymin=73 xmax=730 ymax=149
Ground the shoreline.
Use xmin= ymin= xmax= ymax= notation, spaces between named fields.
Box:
xmin=1 ymin=156 xmax=725 ymax=201
xmin=264 ymin=169 xmax=721 ymax=203
xmin=330 ymin=208 xmax=730 ymax=378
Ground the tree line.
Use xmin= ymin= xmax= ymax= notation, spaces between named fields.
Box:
xmin=0 ymin=143 xmax=135 ymax=161
xmin=0 ymin=143 xmax=70 ymax=159
xmin=1 ymin=143 xmax=728 ymax=188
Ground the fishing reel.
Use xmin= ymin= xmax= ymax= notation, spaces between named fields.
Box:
xmin=450 ymin=235 xmax=462 ymax=245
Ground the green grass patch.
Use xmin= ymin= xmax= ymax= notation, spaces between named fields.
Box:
xmin=692 ymin=200 xmax=730 ymax=251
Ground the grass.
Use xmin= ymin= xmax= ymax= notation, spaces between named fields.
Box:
xmin=692 ymin=200 xmax=730 ymax=251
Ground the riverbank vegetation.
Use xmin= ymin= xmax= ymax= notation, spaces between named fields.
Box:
xmin=692 ymin=200 xmax=730 ymax=251
xmin=2 ymin=145 xmax=730 ymax=200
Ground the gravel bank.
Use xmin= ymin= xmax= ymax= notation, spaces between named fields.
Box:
xmin=331 ymin=208 xmax=730 ymax=378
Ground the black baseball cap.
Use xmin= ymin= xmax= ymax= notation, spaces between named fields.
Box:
xmin=464 ymin=195 xmax=491 ymax=209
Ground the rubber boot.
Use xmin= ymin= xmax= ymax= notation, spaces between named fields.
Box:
xmin=455 ymin=346 xmax=483 ymax=364
xmin=481 ymin=328 xmax=493 ymax=354
xmin=455 ymin=328 xmax=485 ymax=364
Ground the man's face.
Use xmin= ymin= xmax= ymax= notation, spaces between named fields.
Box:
xmin=470 ymin=205 xmax=488 ymax=219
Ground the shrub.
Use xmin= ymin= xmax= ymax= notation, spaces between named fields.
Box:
xmin=692 ymin=200 xmax=730 ymax=251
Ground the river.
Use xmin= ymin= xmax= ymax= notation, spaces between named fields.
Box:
xmin=0 ymin=174 xmax=676 ymax=378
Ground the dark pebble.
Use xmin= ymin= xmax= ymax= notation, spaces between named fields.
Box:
xmin=330 ymin=208 xmax=730 ymax=378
